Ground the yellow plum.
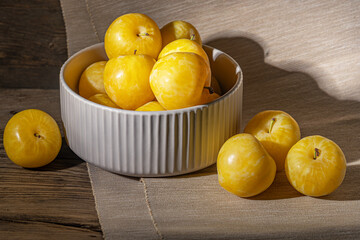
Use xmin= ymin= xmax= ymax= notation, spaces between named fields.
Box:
xmin=135 ymin=101 xmax=165 ymax=111
xmin=104 ymin=54 xmax=156 ymax=110
xmin=285 ymin=135 xmax=346 ymax=197
xmin=244 ymin=110 xmax=301 ymax=171
xmin=150 ymin=52 xmax=210 ymax=110
xmin=160 ymin=20 xmax=201 ymax=48
xmin=88 ymin=93 xmax=120 ymax=108
xmin=217 ymin=133 xmax=276 ymax=197
xmin=105 ymin=13 xmax=162 ymax=59
xmin=78 ymin=61 xmax=107 ymax=99
xmin=3 ymin=109 xmax=62 ymax=168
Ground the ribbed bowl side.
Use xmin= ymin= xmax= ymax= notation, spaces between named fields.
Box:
xmin=60 ymin=43 xmax=243 ymax=177
xmin=61 ymin=78 xmax=242 ymax=177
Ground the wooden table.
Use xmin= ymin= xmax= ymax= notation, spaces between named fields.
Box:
xmin=0 ymin=1 xmax=102 ymax=239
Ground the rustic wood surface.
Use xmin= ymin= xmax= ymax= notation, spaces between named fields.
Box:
xmin=0 ymin=1 xmax=102 ymax=239
xmin=0 ymin=89 xmax=102 ymax=239
xmin=0 ymin=0 xmax=67 ymax=89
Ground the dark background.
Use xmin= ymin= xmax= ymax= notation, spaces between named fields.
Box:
xmin=0 ymin=0 xmax=67 ymax=89
xmin=0 ymin=1 xmax=103 ymax=238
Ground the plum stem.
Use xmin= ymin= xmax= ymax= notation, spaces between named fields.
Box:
xmin=190 ymin=34 xmax=195 ymax=41
xmin=313 ymin=148 xmax=320 ymax=160
xmin=134 ymin=49 xmax=137 ymax=55
xmin=204 ymin=86 xmax=214 ymax=94
xmin=137 ymin=32 xmax=149 ymax=36
xmin=269 ymin=118 xmax=276 ymax=133
xmin=34 ymin=133 xmax=41 ymax=139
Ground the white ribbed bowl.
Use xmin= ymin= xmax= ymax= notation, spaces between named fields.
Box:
xmin=60 ymin=43 xmax=243 ymax=177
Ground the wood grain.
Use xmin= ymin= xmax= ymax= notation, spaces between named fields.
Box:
xmin=0 ymin=89 xmax=102 ymax=239
xmin=0 ymin=0 xmax=67 ymax=89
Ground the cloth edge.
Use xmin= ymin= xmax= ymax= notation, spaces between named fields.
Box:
xmin=58 ymin=0 xmax=104 ymax=238
xmin=58 ymin=0 xmax=70 ymax=58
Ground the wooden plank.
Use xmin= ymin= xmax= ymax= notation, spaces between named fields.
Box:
xmin=0 ymin=89 xmax=102 ymax=239
xmin=0 ymin=0 xmax=67 ymax=89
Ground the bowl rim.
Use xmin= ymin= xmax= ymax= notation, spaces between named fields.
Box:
xmin=60 ymin=42 xmax=243 ymax=115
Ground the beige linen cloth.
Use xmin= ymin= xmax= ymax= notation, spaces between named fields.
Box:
xmin=60 ymin=1 xmax=360 ymax=239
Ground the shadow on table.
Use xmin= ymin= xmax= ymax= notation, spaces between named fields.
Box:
xmin=28 ymin=137 xmax=84 ymax=171
xmin=250 ymin=165 xmax=360 ymax=201
xmin=174 ymin=164 xmax=218 ymax=179
xmin=176 ymin=36 xmax=360 ymax=201
xmin=250 ymin=171 xmax=303 ymax=200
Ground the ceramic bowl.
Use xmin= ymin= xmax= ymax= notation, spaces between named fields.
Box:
xmin=60 ymin=43 xmax=243 ymax=177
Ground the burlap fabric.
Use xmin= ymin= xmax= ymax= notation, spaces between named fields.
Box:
xmin=60 ymin=1 xmax=360 ymax=239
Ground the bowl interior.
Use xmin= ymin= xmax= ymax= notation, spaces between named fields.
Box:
xmin=63 ymin=44 xmax=108 ymax=93
xmin=203 ymin=46 xmax=241 ymax=94
xmin=62 ymin=43 xmax=241 ymax=100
